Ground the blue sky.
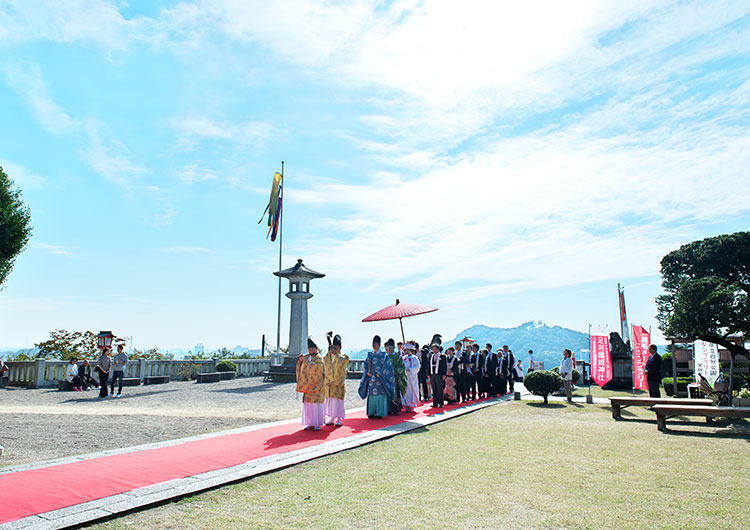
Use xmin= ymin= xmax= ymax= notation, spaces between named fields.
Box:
xmin=1 ymin=0 xmax=749 ymax=352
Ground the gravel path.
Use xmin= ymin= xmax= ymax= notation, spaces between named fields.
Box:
xmin=0 ymin=377 xmax=364 ymax=469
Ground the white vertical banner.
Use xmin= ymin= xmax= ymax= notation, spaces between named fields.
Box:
xmin=693 ymin=340 xmax=720 ymax=384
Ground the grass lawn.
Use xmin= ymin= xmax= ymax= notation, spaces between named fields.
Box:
xmin=571 ymin=385 xmax=649 ymax=398
xmin=92 ymin=401 xmax=750 ymax=530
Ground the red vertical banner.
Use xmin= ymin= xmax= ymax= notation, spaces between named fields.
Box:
xmin=631 ymin=325 xmax=650 ymax=391
xmin=590 ymin=335 xmax=612 ymax=387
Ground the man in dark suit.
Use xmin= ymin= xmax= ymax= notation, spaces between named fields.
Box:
xmin=419 ymin=345 xmax=431 ymax=401
xmin=485 ymin=349 xmax=498 ymax=397
xmin=502 ymin=345 xmax=515 ymax=395
xmin=429 ymin=343 xmax=447 ymax=407
xmin=454 ymin=341 xmax=468 ymax=402
xmin=475 ymin=346 xmax=486 ymax=398
xmin=644 ymin=344 xmax=662 ymax=398
xmin=467 ymin=343 xmax=479 ymax=400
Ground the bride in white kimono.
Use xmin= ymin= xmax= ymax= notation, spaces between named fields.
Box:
xmin=402 ymin=342 xmax=421 ymax=411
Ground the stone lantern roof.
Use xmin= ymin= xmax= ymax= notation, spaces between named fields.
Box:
xmin=274 ymin=259 xmax=325 ymax=280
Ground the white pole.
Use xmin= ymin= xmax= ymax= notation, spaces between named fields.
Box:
xmin=275 ymin=161 xmax=284 ymax=365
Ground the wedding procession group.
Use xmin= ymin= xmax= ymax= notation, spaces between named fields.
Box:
xmin=295 ymin=332 xmax=527 ymax=430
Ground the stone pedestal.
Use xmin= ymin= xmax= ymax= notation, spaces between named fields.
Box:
xmin=267 ymin=259 xmax=325 ymax=382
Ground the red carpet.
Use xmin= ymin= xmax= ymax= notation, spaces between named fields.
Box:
xmin=0 ymin=399 xmax=487 ymax=523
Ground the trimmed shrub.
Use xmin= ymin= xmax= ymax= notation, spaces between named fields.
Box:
xmin=661 ymin=377 xmax=694 ymax=396
xmin=524 ymin=370 xmax=563 ymax=404
xmin=178 ymin=362 xmax=199 ymax=381
xmin=550 ymin=366 xmax=581 ymax=384
xmin=215 ymin=360 xmax=237 ymax=373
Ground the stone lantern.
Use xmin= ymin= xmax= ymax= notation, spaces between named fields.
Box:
xmin=269 ymin=259 xmax=325 ymax=381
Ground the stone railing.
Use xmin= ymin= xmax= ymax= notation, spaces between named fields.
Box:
xmin=2 ymin=358 xmax=272 ymax=388
xmin=348 ymin=359 xmax=365 ymax=374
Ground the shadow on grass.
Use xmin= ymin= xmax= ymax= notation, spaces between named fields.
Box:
xmin=663 ymin=425 xmax=750 ymax=440
xmin=526 ymin=402 xmax=566 ymax=409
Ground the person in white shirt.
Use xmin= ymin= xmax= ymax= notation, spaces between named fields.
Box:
xmin=528 ymin=349 xmax=536 ymax=372
xmin=514 ymin=360 xmax=524 ymax=382
xmin=65 ymin=358 xmax=83 ymax=392
xmin=110 ymin=345 xmax=129 ymax=397
xmin=560 ymin=349 xmax=574 ymax=402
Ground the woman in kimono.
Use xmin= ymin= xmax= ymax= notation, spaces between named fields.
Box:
xmin=358 ymin=335 xmax=395 ymax=418
xmin=296 ymin=337 xmax=325 ymax=430
xmin=324 ymin=332 xmax=349 ymax=426
xmin=402 ymin=342 xmax=421 ymax=411
xmin=385 ymin=338 xmax=407 ymax=415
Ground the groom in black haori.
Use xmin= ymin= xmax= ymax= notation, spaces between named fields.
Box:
xmin=428 ymin=338 xmax=447 ymax=407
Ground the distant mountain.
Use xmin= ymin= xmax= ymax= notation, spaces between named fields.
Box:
xmin=447 ymin=321 xmax=590 ymax=369
xmin=345 ymin=321 xmax=590 ymax=368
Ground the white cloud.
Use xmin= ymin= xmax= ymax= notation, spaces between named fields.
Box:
xmin=4 ymin=62 xmax=77 ymax=134
xmin=177 ymin=163 xmax=221 ymax=184
xmin=83 ymin=127 xmax=146 ymax=189
xmin=31 ymin=243 xmax=79 ymax=258
xmin=0 ymin=161 xmax=46 ymax=188
xmin=170 ymin=115 xmax=277 ymax=151
xmin=160 ymin=246 xmax=214 ymax=253
xmin=0 ymin=0 xmax=154 ymax=50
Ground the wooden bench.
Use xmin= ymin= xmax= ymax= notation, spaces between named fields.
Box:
xmin=196 ymin=372 xmax=221 ymax=383
xmin=218 ymin=371 xmax=236 ymax=381
xmin=653 ymin=404 xmax=750 ymax=431
xmin=122 ymin=377 xmax=140 ymax=387
xmin=609 ymin=397 xmax=713 ymax=420
xmin=0 ymin=375 xmax=9 ymax=388
xmin=144 ymin=375 xmax=170 ymax=385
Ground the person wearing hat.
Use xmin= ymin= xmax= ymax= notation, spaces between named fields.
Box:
xmin=323 ymin=332 xmax=349 ymax=426
xmin=385 ymin=338 xmax=407 ymax=415
xmin=296 ymin=337 xmax=326 ymax=430
xmin=401 ymin=342 xmax=421 ymax=411
xmin=358 ymin=335 xmax=396 ymax=418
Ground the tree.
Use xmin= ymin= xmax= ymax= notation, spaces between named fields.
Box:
xmin=35 ymin=330 xmax=127 ymax=360
xmin=131 ymin=348 xmax=174 ymax=360
xmin=656 ymin=231 xmax=749 ymax=359
xmin=0 ymin=166 xmax=33 ymax=289
xmin=523 ymin=370 xmax=563 ymax=404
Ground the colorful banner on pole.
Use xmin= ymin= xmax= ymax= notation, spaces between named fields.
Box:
xmin=631 ymin=325 xmax=650 ymax=391
xmin=258 ymin=172 xmax=283 ymax=241
xmin=590 ymin=335 xmax=613 ymax=387
xmin=618 ymin=285 xmax=630 ymax=346
xmin=694 ymin=340 xmax=720 ymax=384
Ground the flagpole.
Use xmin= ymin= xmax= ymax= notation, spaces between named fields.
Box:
xmin=276 ymin=161 xmax=284 ymax=362
xmin=587 ymin=323 xmax=592 ymax=402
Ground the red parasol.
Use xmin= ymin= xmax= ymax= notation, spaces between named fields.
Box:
xmin=362 ymin=299 xmax=438 ymax=342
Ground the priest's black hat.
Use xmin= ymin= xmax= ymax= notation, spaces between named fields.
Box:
xmin=307 ymin=337 xmax=318 ymax=349
xmin=333 ymin=334 xmax=342 ymax=347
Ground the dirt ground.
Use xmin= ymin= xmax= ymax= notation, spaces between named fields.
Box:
xmin=0 ymin=377 xmax=364 ymax=468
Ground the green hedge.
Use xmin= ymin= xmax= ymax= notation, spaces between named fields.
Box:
xmin=661 ymin=377 xmax=694 ymax=396
xmin=524 ymin=370 xmax=563 ymax=404
xmin=550 ymin=366 xmax=581 ymax=384
xmin=215 ymin=360 xmax=238 ymax=372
